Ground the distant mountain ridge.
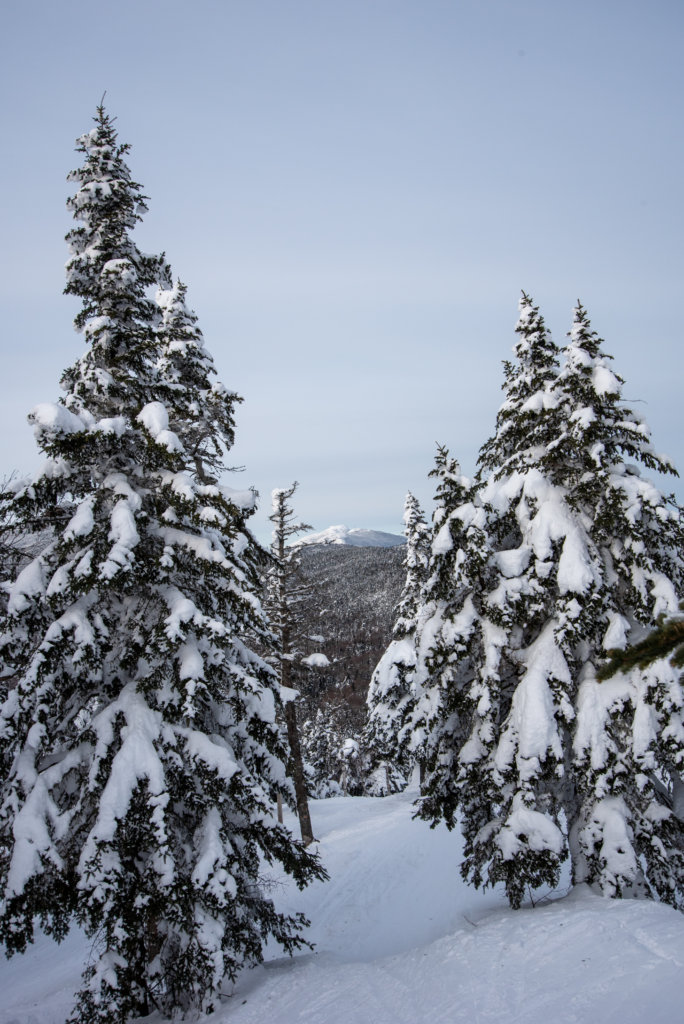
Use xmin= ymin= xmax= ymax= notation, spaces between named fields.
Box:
xmin=294 ymin=525 xmax=405 ymax=548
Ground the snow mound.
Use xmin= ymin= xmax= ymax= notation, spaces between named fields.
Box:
xmin=294 ymin=525 xmax=405 ymax=548
xmin=301 ymin=653 xmax=330 ymax=668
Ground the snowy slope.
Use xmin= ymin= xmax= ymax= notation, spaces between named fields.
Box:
xmin=1 ymin=790 xmax=684 ymax=1023
xmin=294 ymin=525 xmax=405 ymax=548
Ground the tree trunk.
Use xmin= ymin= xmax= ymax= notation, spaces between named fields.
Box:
xmin=284 ymin=700 xmax=315 ymax=845
xmin=281 ymin=644 xmax=314 ymax=845
xmin=270 ymin=484 xmax=316 ymax=845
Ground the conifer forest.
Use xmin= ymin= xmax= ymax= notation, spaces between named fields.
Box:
xmin=0 ymin=108 xmax=683 ymax=1024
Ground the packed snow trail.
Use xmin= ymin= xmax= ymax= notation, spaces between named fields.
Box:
xmin=267 ymin=789 xmax=508 ymax=962
xmin=1 ymin=789 xmax=683 ymax=1023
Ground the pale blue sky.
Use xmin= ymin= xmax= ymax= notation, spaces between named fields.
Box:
xmin=2 ymin=0 xmax=682 ymax=541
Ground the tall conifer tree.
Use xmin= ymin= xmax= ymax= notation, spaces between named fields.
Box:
xmin=415 ymin=297 xmax=578 ymax=904
xmin=365 ymin=491 xmax=430 ymax=779
xmin=0 ymin=107 xmax=323 ymax=1024
xmin=264 ymin=483 xmax=315 ymax=845
xmin=412 ymin=451 xmax=492 ymax=826
xmin=556 ymin=304 xmax=684 ymax=902
xmin=415 ymin=294 xmax=684 ymax=909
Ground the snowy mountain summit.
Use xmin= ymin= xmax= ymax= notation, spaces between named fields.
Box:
xmin=294 ymin=524 xmax=405 ymax=548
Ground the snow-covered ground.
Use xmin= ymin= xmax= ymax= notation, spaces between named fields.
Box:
xmin=1 ymin=789 xmax=683 ymax=1023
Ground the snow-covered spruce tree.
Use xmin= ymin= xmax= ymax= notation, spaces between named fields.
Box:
xmin=416 ymin=293 xmax=684 ymax=909
xmin=365 ymin=491 xmax=430 ymax=786
xmin=555 ymin=303 xmax=684 ymax=904
xmin=300 ymin=699 xmax=369 ymax=797
xmin=444 ymin=293 xmax=588 ymax=907
xmin=411 ymin=448 xmax=492 ymax=823
xmin=264 ymin=484 xmax=315 ymax=845
xmin=338 ymin=735 xmax=367 ymax=796
xmin=300 ymin=705 xmax=343 ymax=798
xmin=0 ymin=107 xmax=323 ymax=1024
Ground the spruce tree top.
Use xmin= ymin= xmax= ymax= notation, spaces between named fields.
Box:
xmin=552 ymin=301 xmax=684 ymax=623
xmin=552 ymin=302 xmax=675 ymax=484
xmin=478 ymin=292 xmax=560 ymax=477
xmin=62 ymin=105 xmax=168 ymax=420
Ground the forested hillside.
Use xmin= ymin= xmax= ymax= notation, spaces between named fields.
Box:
xmin=297 ymin=543 xmax=405 ymax=718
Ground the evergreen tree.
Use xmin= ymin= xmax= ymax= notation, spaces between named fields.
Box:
xmin=448 ymin=294 xmax=591 ymax=906
xmin=300 ymin=699 xmax=371 ymax=797
xmin=300 ymin=703 xmax=347 ymax=798
xmin=338 ymin=734 xmax=367 ymax=796
xmin=0 ymin=107 xmax=323 ymax=1024
xmin=416 ymin=294 xmax=684 ymax=909
xmin=412 ymin=449 xmax=493 ymax=831
xmin=556 ymin=303 xmax=684 ymax=902
xmin=264 ymin=483 xmax=315 ymax=845
xmin=365 ymin=491 xmax=430 ymax=782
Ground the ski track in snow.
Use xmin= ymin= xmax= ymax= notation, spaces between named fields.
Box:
xmin=1 ymin=789 xmax=684 ymax=1023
